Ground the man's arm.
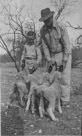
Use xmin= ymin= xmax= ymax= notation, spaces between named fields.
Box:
xmin=60 ymin=23 xmax=71 ymax=62
xmin=36 ymin=46 xmax=42 ymax=64
xmin=20 ymin=46 xmax=26 ymax=70
xmin=40 ymin=28 xmax=51 ymax=62
xmin=21 ymin=46 xmax=26 ymax=62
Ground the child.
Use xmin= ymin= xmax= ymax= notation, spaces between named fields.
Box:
xmin=21 ymin=31 xmax=42 ymax=75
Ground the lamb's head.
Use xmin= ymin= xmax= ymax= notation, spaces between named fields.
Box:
xmin=16 ymin=71 xmax=28 ymax=82
xmin=9 ymin=81 xmax=29 ymax=108
xmin=54 ymin=71 xmax=61 ymax=82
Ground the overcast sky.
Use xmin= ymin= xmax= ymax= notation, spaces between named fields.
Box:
xmin=0 ymin=0 xmax=82 ymax=54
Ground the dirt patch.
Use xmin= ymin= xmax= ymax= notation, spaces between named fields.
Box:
xmin=1 ymin=106 xmax=24 ymax=136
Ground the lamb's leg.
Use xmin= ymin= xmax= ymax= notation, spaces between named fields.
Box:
xmin=58 ymin=97 xmax=62 ymax=114
xmin=31 ymin=93 xmax=35 ymax=114
xmin=47 ymin=107 xmax=59 ymax=121
xmin=25 ymin=98 xmax=31 ymax=111
xmin=39 ymin=92 xmax=44 ymax=118
xmin=47 ymin=100 xmax=59 ymax=121
xmin=9 ymin=92 xmax=15 ymax=103
xmin=25 ymin=92 xmax=31 ymax=111
xmin=25 ymin=86 xmax=33 ymax=112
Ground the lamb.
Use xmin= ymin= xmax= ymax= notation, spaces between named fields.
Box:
xmin=25 ymin=71 xmax=62 ymax=121
xmin=25 ymin=71 xmax=50 ymax=113
xmin=9 ymin=70 xmax=30 ymax=108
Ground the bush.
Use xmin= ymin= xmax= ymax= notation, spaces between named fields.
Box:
xmin=72 ymin=47 xmax=82 ymax=68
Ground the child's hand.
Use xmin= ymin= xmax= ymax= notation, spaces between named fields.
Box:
xmin=62 ymin=60 xmax=67 ymax=70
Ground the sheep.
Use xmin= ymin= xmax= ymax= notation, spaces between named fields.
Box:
xmin=25 ymin=71 xmax=62 ymax=121
xmin=9 ymin=70 xmax=30 ymax=108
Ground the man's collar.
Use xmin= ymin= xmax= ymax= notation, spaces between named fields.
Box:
xmin=43 ymin=18 xmax=61 ymax=38
xmin=44 ymin=18 xmax=58 ymax=30
xmin=53 ymin=19 xmax=61 ymax=38
xmin=53 ymin=18 xmax=58 ymax=29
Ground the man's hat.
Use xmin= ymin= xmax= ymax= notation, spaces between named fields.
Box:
xmin=39 ymin=8 xmax=54 ymax=22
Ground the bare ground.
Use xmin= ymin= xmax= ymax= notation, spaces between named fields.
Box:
xmin=1 ymin=63 xmax=82 ymax=135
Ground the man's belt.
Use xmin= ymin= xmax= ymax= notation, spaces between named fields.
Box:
xmin=50 ymin=50 xmax=62 ymax=57
xmin=25 ymin=57 xmax=36 ymax=60
xmin=51 ymin=50 xmax=62 ymax=54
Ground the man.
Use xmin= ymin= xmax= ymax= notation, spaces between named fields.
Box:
xmin=39 ymin=8 xmax=71 ymax=107
xmin=21 ymin=31 xmax=42 ymax=75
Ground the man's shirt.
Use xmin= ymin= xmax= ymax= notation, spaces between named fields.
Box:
xmin=40 ymin=19 xmax=71 ymax=61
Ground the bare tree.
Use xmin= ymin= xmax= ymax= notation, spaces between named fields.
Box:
xmin=51 ymin=0 xmax=82 ymax=68
xmin=0 ymin=1 xmax=27 ymax=71
xmin=51 ymin=0 xmax=79 ymax=20
xmin=72 ymin=47 xmax=82 ymax=68
xmin=0 ymin=0 xmax=38 ymax=72
xmin=67 ymin=21 xmax=82 ymax=45
xmin=66 ymin=21 xmax=82 ymax=68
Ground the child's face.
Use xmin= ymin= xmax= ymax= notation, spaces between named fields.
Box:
xmin=28 ymin=35 xmax=34 ymax=45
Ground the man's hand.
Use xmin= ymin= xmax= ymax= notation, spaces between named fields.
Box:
xmin=48 ymin=58 xmax=56 ymax=67
xmin=48 ymin=58 xmax=56 ymax=73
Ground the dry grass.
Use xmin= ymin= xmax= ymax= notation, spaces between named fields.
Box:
xmin=1 ymin=63 xmax=82 ymax=135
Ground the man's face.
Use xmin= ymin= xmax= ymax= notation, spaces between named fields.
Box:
xmin=28 ymin=35 xmax=34 ymax=45
xmin=44 ymin=16 xmax=53 ymax=29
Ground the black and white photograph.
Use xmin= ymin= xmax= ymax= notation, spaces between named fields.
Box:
xmin=0 ymin=0 xmax=82 ymax=135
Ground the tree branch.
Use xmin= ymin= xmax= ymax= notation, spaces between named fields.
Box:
xmin=67 ymin=21 xmax=82 ymax=30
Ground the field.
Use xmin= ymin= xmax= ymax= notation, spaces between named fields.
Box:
xmin=1 ymin=62 xmax=82 ymax=135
